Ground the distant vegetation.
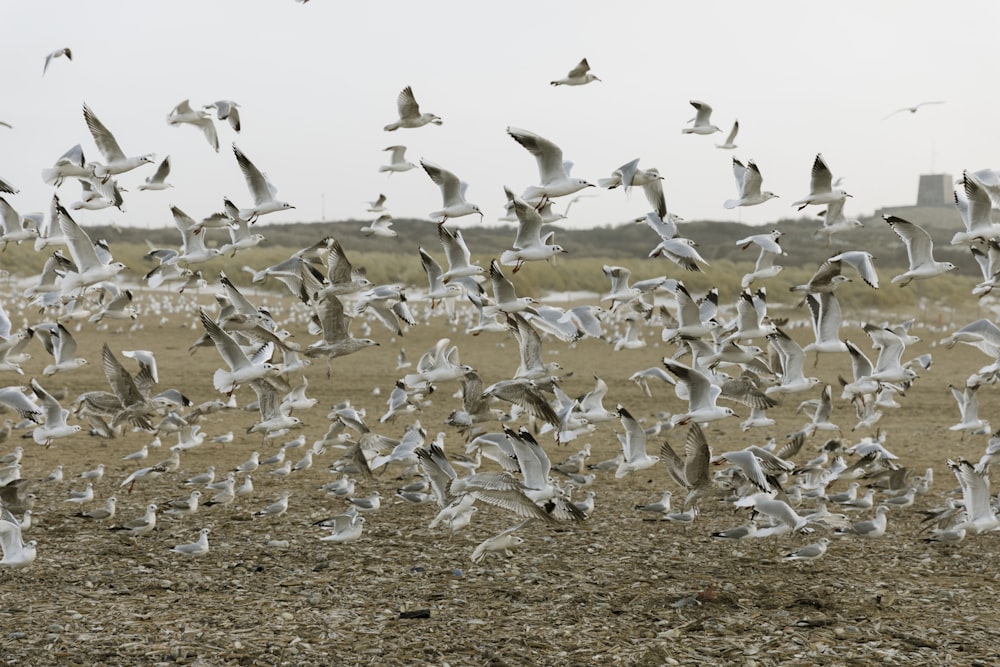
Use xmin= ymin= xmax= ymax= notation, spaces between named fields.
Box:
xmin=1 ymin=214 xmax=983 ymax=315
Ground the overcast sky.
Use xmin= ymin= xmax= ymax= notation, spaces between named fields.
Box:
xmin=2 ymin=1 xmax=997 ymax=232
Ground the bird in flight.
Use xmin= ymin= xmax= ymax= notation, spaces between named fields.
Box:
xmin=882 ymin=100 xmax=945 ymax=120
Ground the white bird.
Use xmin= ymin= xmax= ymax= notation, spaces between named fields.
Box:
xmin=949 ymin=383 xmax=990 ymax=435
xmin=379 ymin=145 xmax=417 ymax=173
xmin=383 ymin=86 xmax=442 ymax=131
xmin=737 ymin=229 xmax=784 ymax=287
xmin=947 ymin=458 xmax=999 ymax=533
xmin=360 ymin=214 xmax=396 ymax=238
xmin=499 ymin=188 xmax=567 ymax=272
xmin=716 ymin=119 xmax=739 ymax=149
xmin=485 ymin=260 xmax=538 ymax=317
xmin=951 ymin=171 xmax=1000 ymax=245
xmin=63 ymin=482 xmax=94 ymax=504
xmin=346 ymin=490 xmax=381 ymax=513
xmin=73 ymin=495 xmax=116 ymax=522
xmin=253 ymin=491 xmax=291 ymax=518
xmin=550 ymin=58 xmax=600 ymax=86
xmin=597 ymin=158 xmax=663 ymax=193
xmin=170 ymin=528 xmax=210 ymax=556
xmin=421 ymin=160 xmax=482 ymax=224
xmin=883 ymin=215 xmax=957 ymax=286
xmin=765 ymin=329 xmax=820 ymax=397
xmin=318 ymin=513 xmax=365 ymax=543
xmin=0 ymin=507 xmax=36 ymax=569
xmin=791 ymin=154 xmax=850 ymax=211
xmin=43 ymin=47 xmax=72 ymax=75
xmin=662 ymin=359 xmax=738 ymax=426
xmin=110 ymin=503 xmax=158 ymax=537
xmin=204 ymin=100 xmax=241 ymax=132
xmin=164 ymin=490 xmax=202 ymax=518
xmin=783 ymin=537 xmax=830 ymax=563
xmin=802 ymin=293 xmax=848 ymax=357
xmin=30 ymin=378 xmax=81 ymax=447
xmin=882 ymin=100 xmax=945 ymax=120
xmin=198 ymin=309 xmax=280 ymax=395
xmin=507 ymin=127 xmax=594 ymax=200
xmin=166 ymin=99 xmax=219 ymax=151
xmin=813 ymin=197 xmax=863 ymax=246
xmin=36 ymin=323 xmax=88 ymax=376
xmin=835 ymin=505 xmax=890 ymax=541
xmin=682 ymin=100 xmax=721 ymax=135
xmin=725 ymin=158 xmax=778 ymax=209
xmin=230 ymin=144 xmax=294 ymax=223
xmin=57 ymin=205 xmax=127 ymax=295
xmin=83 ymin=103 xmax=155 ymax=179
xmin=614 ymin=405 xmax=661 ymax=478
xmin=471 ymin=522 xmax=527 ymax=563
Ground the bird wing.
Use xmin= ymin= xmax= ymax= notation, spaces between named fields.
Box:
xmin=233 ymin=144 xmax=275 ymax=205
xmin=396 ymin=86 xmax=421 ymax=121
xmin=83 ymin=104 xmax=126 ymax=162
xmin=507 ymin=127 xmax=565 ymax=184
xmin=809 ymin=154 xmax=834 ymax=194
xmin=421 ymin=160 xmax=462 ymax=206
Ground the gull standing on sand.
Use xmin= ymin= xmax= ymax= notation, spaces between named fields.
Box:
xmin=791 ymin=154 xmax=850 ymax=211
xmin=883 ymin=215 xmax=957 ymax=286
xmin=507 ymin=127 xmax=594 ymax=201
xmin=230 ymin=144 xmax=294 ymax=223
xmin=383 ymin=86 xmax=442 ymax=131
xmin=421 ymin=160 xmax=482 ymax=224
xmin=783 ymin=538 xmax=830 ymax=563
xmin=171 ymin=528 xmax=210 ymax=556
xmin=550 ymin=58 xmax=600 ymax=86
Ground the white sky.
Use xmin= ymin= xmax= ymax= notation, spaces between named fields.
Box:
xmin=2 ymin=1 xmax=998 ymax=230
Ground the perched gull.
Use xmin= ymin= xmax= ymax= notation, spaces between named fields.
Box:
xmin=507 ymin=127 xmax=594 ymax=200
xmin=725 ymin=158 xmax=778 ymax=209
xmin=170 ymin=528 xmax=210 ymax=556
xmin=383 ymin=86 xmax=442 ymax=131
xmin=783 ymin=537 xmax=830 ymax=563
xmin=791 ymin=154 xmax=850 ymax=211
xmin=883 ymin=215 xmax=957 ymax=286
xmin=550 ymin=58 xmax=600 ymax=86
xmin=43 ymin=47 xmax=72 ymax=75
xmin=420 ymin=160 xmax=482 ymax=224
xmin=379 ymin=146 xmax=417 ymax=173
xmin=110 ymin=503 xmax=158 ymax=538
xmin=253 ymin=491 xmax=291 ymax=518
xmin=230 ymin=144 xmax=295 ymax=223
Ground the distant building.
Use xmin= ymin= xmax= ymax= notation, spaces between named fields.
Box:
xmin=874 ymin=173 xmax=960 ymax=230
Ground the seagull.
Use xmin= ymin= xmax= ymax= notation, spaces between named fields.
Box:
xmin=170 ymin=528 xmax=210 ymax=556
xmin=73 ymin=496 xmax=116 ymax=522
xmin=230 ymin=144 xmax=294 ymax=223
xmin=882 ymin=100 xmax=945 ymax=120
xmin=403 ymin=338 xmax=473 ymax=389
xmin=834 ymin=505 xmax=891 ymax=541
xmin=791 ymin=251 xmax=879 ymax=294
xmin=164 ymin=490 xmax=203 ymax=519
xmin=63 ymin=482 xmax=93 ymax=504
xmin=802 ymin=292 xmax=848 ymax=357
xmin=813 ymin=197 xmax=863 ymax=246
xmin=43 ymin=47 xmax=72 ymax=75
xmin=253 ymin=491 xmax=291 ymax=518
xmin=716 ymin=119 xmax=739 ymax=149
xmin=471 ymin=522 xmax=528 ymax=563
xmin=36 ymin=323 xmax=87 ymax=376
xmin=219 ymin=218 xmax=266 ymax=257
xmin=597 ymin=158 xmax=663 ymax=192
xmin=437 ymin=224 xmax=485 ymax=285
xmin=167 ymin=206 xmax=223 ymax=265
xmin=383 ymin=86 xmax=442 ymax=131
xmin=947 ymin=458 xmax=999 ymax=533
xmin=499 ymin=188 xmax=567 ymax=272
xmin=420 ymin=160 xmax=482 ymax=224
xmin=357 ymin=214 xmax=395 ymax=241
xmin=110 ymin=503 xmax=158 ymax=538
xmin=791 ymin=154 xmax=850 ymax=210
xmin=379 ymin=146 xmax=417 ymax=173
xmin=614 ymin=405 xmax=661 ymax=478
xmin=737 ymin=230 xmax=784 ymax=287
xmin=782 ymin=537 xmax=830 ymax=563
xmin=682 ymin=100 xmax=721 ymax=135
xmin=166 ymin=100 xmax=219 ymax=151
xmin=0 ymin=507 xmax=36 ymax=569
xmin=57 ymin=205 xmax=127 ymax=295
xmin=198 ymin=309 xmax=281 ymax=394
xmin=0 ymin=198 xmax=40 ymax=248
xmin=765 ymin=328 xmax=821 ymax=396
xmin=883 ymin=215 xmax=957 ymax=286
xmin=304 ymin=295 xmax=379 ymax=376
xmin=485 ymin=260 xmax=538 ymax=317
xmin=550 ymin=58 xmax=600 ymax=86
xmin=41 ymin=144 xmax=93 ymax=186
xmin=507 ymin=127 xmax=594 ymax=200
xmin=318 ymin=513 xmax=365 ymax=543
xmin=948 ymin=382 xmax=990 ymax=436
xmin=950 ymin=170 xmax=1000 ymax=245
xmin=725 ymin=158 xmax=778 ymax=209
xmin=83 ymin=103 xmax=155 ymax=179
xmin=137 ymin=156 xmax=173 ymax=191
xmin=662 ymin=359 xmax=738 ymax=426
xmin=634 ymin=491 xmax=673 ymax=516
xmin=204 ymin=100 xmax=241 ymax=132
xmin=30 ymin=378 xmax=81 ymax=447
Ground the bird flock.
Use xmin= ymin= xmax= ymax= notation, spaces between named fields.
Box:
xmin=0 ymin=52 xmax=998 ymax=574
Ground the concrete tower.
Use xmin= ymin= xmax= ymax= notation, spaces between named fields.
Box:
xmin=916 ymin=174 xmax=952 ymax=207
